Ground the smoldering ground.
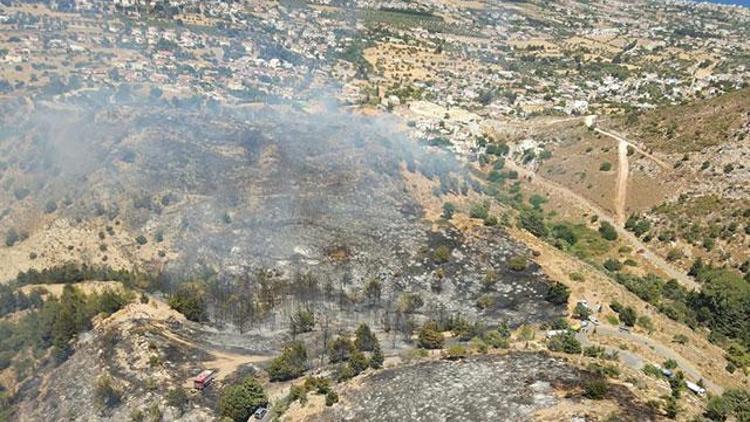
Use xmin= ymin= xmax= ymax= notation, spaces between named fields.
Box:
xmin=0 ymin=91 xmax=563 ymax=337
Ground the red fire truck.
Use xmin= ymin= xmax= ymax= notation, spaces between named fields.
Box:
xmin=194 ymin=369 xmax=216 ymax=391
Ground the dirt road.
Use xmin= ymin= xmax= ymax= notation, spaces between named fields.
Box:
xmin=578 ymin=325 xmax=722 ymax=394
xmin=594 ymin=127 xmax=671 ymax=171
xmin=615 ymin=138 xmax=629 ymax=225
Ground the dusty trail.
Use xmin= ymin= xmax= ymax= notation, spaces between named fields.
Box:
xmin=615 ymin=138 xmax=629 ymax=225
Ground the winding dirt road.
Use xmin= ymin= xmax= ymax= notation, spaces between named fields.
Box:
xmin=578 ymin=325 xmax=722 ymax=394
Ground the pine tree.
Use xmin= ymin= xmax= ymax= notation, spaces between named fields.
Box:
xmin=369 ymin=343 xmax=384 ymax=369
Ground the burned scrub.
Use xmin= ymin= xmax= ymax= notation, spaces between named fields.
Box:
xmin=316 ymin=352 xmax=658 ymax=422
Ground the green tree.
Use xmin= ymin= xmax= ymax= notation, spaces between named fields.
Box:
xmin=289 ymin=308 xmax=315 ymax=335
xmin=354 ymin=323 xmax=378 ymax=352
xmin=328 ymin=335 xmax=354 ymax=363
xmin=369 ymin=343 xmax=384 ymax=369
xmin=268 ymin=341 xmax=308 ymax=382
xmin=218 ymin=377 xmax=268 ymax=422
xmin=167 ymin=286 xmax=207 ymax=322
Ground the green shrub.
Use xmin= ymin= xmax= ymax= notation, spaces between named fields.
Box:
xmin=44 ymin=200 xmax=58 ymax=214
xmin=418 ymin=321 xmax=444 ymax=349
xmin=328 ymin=336 xmax=354 ymax=363
xmin=518 ymin=210 xmax=548 ymax=238
xmin=545 ymin=282 xmax=570 ymax=305
xmin=94 ymin=375 xmax=122 ymax=409
xmin=574 ymin=302 xmax=591 ymax=320
xmin=166 ymin=387 xmax=189 ymax=414
xmin=672 ymin=334 xmax=688 ymax=345
xmin=547 ymin=332 xmax=582 ymax=354
xmin=619 ymin=307 xmax=637 ymax=327
xmin=349 ymin=351 xmax=369 ymax=375
xmin=599 ymin=162 xmax=612 ymax=171
xmin=552 ymin=224 xmax=578 ymax=245
xmin=569 ymin=272 xmax=585 ymax=282
xmin=444 ymin=344 xmax=468 ymax=360
xmin=584 ymin=345 xmax=605 ymax=358
xmin=583 ymin=378 xmax=608 ymax=399
xmin=5 ymin=228 xmax=19 ymax=247
xmin=370 ymin=344 xmax=385 ymax=369
xmin=482 ymin=330 xmax=509 ymax=349
xmin=637 ymin=316 xmax=654 ymax=332
xmin=325 ymin=390 xmax=339 ymax=407
xmin=603 ymin=258 xmax=623 ymax=272
xmin=508 ymin=255 xmax=528 ymax=272
xmin=469 ymin=203 xmax=489 ymax=219
xmin=433 ymin=245 xmax=451 ymax=263
xmin=442 ymin=202 xmax=456 ymax=219
xmin=354 ymin=323 xmax=378 ymax=352
xmin=168 ymin=286 xmax=207 ymax=322
xmin=598 ymin=222 xmax=618 ymax=241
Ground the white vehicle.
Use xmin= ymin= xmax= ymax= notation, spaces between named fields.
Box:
xmin=546 ymin=329 xmax=568 ymax=338
xmin=686 ymin=381 xmax=706 ymax=396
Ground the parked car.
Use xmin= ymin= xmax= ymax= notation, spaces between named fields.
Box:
xmin=253 ymin=407 xmax=269 ymax=420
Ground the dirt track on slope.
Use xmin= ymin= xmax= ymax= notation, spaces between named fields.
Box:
xmin=615 ymin=138 xmax=629 ymax=224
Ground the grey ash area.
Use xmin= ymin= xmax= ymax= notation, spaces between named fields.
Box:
xmin=319 ymin=353 xmax=581 ymax=422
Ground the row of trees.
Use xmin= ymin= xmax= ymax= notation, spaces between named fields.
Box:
xmin=267 ymin=323 xmax=384 ymax=383
xmin=14 ymin=263 xmax=144 ymax=287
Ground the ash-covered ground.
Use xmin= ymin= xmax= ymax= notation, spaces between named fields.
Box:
xmin=315 ymin=352 xmax=654 ymax=422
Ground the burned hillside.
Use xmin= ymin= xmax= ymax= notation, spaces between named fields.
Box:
xmin=0 ymin=97 xmax=565 ymax=332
